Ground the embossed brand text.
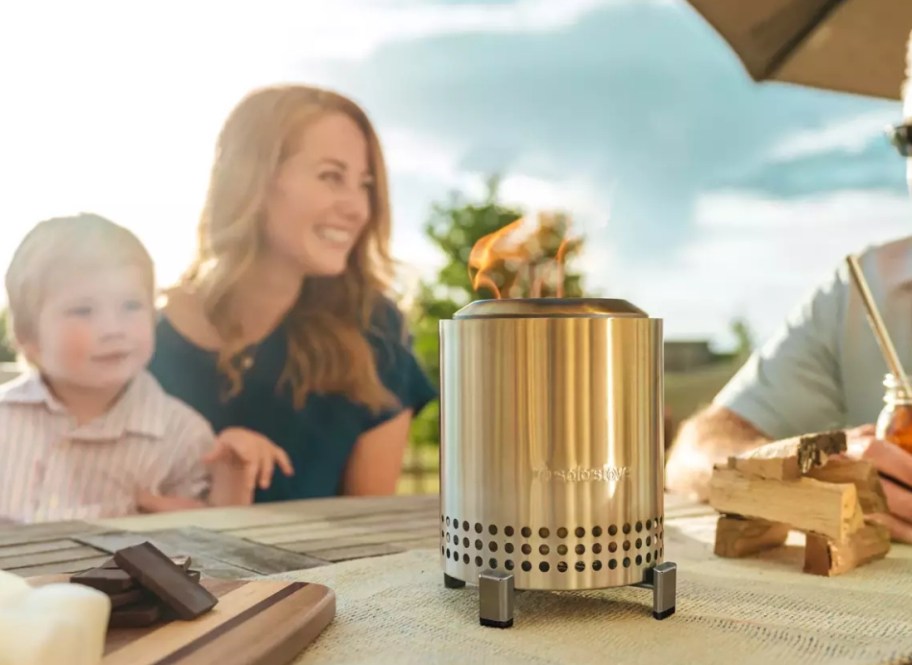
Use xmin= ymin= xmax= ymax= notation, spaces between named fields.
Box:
xmin=533 ymin=466 xmax=631 ymax=482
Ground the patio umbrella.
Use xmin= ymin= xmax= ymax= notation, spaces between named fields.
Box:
xmin=684 ymin=0 xmax=912 ymax=99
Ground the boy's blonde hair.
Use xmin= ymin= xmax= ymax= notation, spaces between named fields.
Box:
xmin=5 ymin=213 xmax=154 ymax=343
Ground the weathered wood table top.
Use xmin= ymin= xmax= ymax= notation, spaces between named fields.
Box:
xmin=2 ymin=494 xmax=445 ymax=578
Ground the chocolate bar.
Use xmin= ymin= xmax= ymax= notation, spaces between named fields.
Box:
xmin=71 ymin=568 xmax=135 ymax=593
xmin=102 ymin=554 xmax=191 ymax=570
xmin=108 ymin=602 xmax=161 ymax=628
xmin=108 ymin=587 xmax=147 ymax=609
xmin=187 ymin=570 xmax=201 ymax=583
xmin=114 ymin=543 xmax=217 ymax=620
xmin=174 ymin=555 xmax=192 ymax=570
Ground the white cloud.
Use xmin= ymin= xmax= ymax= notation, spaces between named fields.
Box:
xmin=1 ymin=0 xmax=904 ymax=359
xmin=498 ymin=173 xmax=612 ymax=228
xmin=380 ymin=126 xmax=620 ymax=303
xmin=618 ymin=189 xmax=912 ymax=346
xmin=2 ymin=0 xmax=642 ymax=72
xmin=381 ymin=126 xmax=613 ymax=233
xmin=383 ymin=128 xmax=467 ymax=185
xmin=1 ymin=0 xmax=631 ymax=297
xmin=271 ymin=0 xmax=654 ymax=61
xmin=385 ymin=183 xmax=912 ymax=348
xmin=693 ymin=188 xmax=910 ymax=232
xmin=380 ymin=126 xmax=905 ymax=351
xmin=768 ymin=110 xmax=898 ymax=161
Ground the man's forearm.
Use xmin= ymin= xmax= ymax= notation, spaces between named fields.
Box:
xmin=665 ymin=406 xmax=771 ymax=501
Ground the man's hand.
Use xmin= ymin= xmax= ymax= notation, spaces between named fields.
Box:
xmin=844 ymin=424 xmax=912 ymax=543
xmin=203 ymin=427 xmax=295 ymax=495
xmin=666 ymin=406 xmax=771 ymax=501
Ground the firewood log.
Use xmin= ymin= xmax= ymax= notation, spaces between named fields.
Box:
xmin=709 ymin=467 xmax=863 ymax=542
xmin=804 ymin=523 xmax=891 ymax=576
xmin=714 ymin=516 xmax=790 ymax=558
xmin=806 ymin=459 xmax=888 ymax=514
xmin=729 ymin=430 xmax=846 ymax=481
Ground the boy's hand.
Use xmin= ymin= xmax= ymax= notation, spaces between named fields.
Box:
xmin=203 ymin=427 xmax=294 ymax=494
xmin=135 ymin=491 xmax=206 ymax=513
xmin=206 ymin=456 xmax=256 ymax=507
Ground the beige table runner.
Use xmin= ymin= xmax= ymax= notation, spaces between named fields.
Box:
xmin=270 ymin=514 xmax=912 ymax=665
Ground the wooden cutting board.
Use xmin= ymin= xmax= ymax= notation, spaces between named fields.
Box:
xmin=29 ymin=576 xmax=335 ymax=665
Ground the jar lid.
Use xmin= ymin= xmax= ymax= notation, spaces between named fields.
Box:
xmin=883 ymin=373 xmax=912 ymax=388
xmin=453 ymin=298 xmax=649 ymax=320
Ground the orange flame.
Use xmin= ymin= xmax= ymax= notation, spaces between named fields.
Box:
xmin=554 ymin=235 xmax=570 ymax=298
xmin=468 ymin=211 xmax=574 ymax=299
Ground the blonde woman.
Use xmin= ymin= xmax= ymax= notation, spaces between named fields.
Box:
xmin=148 ymin=85 xmax=436 ymax=502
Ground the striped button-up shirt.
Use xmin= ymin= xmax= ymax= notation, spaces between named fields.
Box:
xmin=0 ymin=369 xmax=214 ymax=523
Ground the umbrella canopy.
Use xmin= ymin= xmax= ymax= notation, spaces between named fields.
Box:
xmin=685 ymin=0 xmax=912 ymax=99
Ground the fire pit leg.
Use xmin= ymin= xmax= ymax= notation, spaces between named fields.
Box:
xmin=478 ymin=570 xmax=514 ymax=628
xmin=444 ymin=574 xmax=465 ymax=589
xmin=636 ymin=562 xmax=677 ymax=620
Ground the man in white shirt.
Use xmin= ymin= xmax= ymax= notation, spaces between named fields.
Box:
xmin=666 ymin=33 xmax=912 ymax=543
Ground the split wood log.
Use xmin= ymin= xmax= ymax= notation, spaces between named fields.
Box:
xmin=804 ymin=523 xmax=891 ymax=576
xmin=714 ymin=516 xmax=790 ymax=558
xmin=709 ymin=467 xmax=863 ymax=542
xmin=729 ymin=430 xmax=846 ymax=481
xmin=806 ymin=459 xmax=888 ymax=515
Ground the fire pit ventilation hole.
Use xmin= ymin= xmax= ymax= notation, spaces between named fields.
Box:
xmin=441 ymin=515 xmax=666 ymax=575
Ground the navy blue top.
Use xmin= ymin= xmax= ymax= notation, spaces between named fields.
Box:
xmin=148 ymin=298 xmax=437 ymax=501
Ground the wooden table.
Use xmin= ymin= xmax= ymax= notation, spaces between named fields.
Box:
xmin=2 ymin=494 xmax=443 ymax=579
xmin=8 ymin=495 xmax=911 ymax=665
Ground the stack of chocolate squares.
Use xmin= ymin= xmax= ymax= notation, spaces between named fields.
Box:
xmin=70 ymin=542 xmax=218 ymax=627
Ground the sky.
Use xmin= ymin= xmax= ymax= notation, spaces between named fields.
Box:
xmin=1 ymin=0 xmax=910 ymax=348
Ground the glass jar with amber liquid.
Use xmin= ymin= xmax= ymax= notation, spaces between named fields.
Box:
xmin=875 ymin=373 xmax=912 ymax=454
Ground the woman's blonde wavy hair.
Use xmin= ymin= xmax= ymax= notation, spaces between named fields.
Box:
xmin=181 ymin=85 xmax=399 ymax=413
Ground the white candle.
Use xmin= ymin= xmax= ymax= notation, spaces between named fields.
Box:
xmin=0 ymin=575 xmax=110 ymax=665
xmin=22 ymin=584 xmax=111 ymax=665
xmin=0 ymin=570 xmax=29 ymax=609
xmin=0 ymin=609 xmax=83 ymax=665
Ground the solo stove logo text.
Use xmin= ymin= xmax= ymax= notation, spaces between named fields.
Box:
xmin=533 ymin=466 xmax=631 ymax=482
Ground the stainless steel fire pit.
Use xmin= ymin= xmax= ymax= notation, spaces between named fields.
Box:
xmin=438 ymin=298 xmax=677 ymax=627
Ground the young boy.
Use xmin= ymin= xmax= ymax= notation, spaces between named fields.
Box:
xmin=0 ymin=213 xmax=249 ymax=522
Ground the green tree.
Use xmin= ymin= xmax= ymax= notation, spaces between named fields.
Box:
xmin=407 ymin=176 xmax=586 ymax=448
xmin=729 ymin=317 xmax=754 ymax=361
xmin=0 ymin=309 xmax=16 ymax=363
